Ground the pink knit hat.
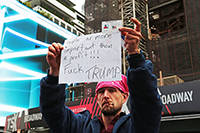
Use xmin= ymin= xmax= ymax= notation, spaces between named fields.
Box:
xmin=95 ymin=75 xmax=129 ymax=94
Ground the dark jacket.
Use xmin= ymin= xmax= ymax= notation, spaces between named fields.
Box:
xmin=40 ymin=51 xmax=162 ymax=133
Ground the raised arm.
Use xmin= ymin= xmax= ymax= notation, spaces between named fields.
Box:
xmin=119 ymin=18 xmax=162 ymax=133
xmin=40 ymin=43 xmax=91 ymax=133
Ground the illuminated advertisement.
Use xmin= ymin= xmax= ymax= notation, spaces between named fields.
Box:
xmin=4 ymin=97 xmax=99 ymax=132
xmin=0 ymin=0 xmax=76 ymax=126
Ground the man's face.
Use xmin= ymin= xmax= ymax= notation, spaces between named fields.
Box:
xmin=97 ymin=87 xmax=126 ymax=116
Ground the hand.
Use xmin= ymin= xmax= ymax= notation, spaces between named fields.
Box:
xmin=46 ymin=42 xmax=64 ymax=76
xmin=119 ymin=18 xmax=142 ymax=55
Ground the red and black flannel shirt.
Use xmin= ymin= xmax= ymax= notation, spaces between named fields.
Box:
xmin=98 ymin=112 xmax=126 ymax=133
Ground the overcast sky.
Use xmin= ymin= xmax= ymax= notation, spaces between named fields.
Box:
xmin=73 ymin=0 xmax=85 ymax=14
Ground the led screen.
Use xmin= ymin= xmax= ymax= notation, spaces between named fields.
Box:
xmin=0 ymin=0 xmax=76 ymax=126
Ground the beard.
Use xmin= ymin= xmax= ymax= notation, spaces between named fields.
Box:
xmin=100 ymin=104 xmax=122 ymax=116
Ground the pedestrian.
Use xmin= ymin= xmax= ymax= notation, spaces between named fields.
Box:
xmin=40 ymin=18 xmax=162 ymax=133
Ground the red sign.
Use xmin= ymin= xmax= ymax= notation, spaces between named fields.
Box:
xmin=69 ymin=104 xmax=93 ymax=114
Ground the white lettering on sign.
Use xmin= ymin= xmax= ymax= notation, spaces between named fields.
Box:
xmin=161 ymin=91 xmax=193 ymax=105
xmin=6 ymin=111 xmax=42 ymax=131
xmin=59 ymin=32 xmax=121 ymax=84
xmin=24 ymin=113 xmax=42 ymax=123
xmin=71 ymin=107 xmax=86 ymax=113
xmin=7 ymin=113 xmax=18 ymax=132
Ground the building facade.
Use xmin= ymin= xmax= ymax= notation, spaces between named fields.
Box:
xmin=84 ymin=0 xmax=149 ymax=74
xmin=0 ymin=0 xmax=83 ymax=127
xmin=29 ymin=0 xmax=85 ymax=36
xmin=148 ymin=0 xmax=200 ymax=132
xmin=148 ymin=0 xmax=200 ymax=84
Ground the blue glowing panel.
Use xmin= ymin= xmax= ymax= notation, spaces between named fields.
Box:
xmin=0 ymin=0 xmax=76 ymax=126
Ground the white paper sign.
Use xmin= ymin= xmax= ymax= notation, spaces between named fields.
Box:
xmin=59 ymin=32 xmax=122 ymax=84
xmin=102 ymin=20 xmax=125 ymax=49
xmin=102 ymin=20 xmax=122 ymax=33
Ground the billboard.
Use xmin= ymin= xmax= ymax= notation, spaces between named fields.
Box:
xmin=0 ymin=0 xmax=76 ymax=126
xmin=4 ymin=96 xmax=130 ymax=132
xmin=159 ymin=80 xmax=200 ymax=116
xmin=5 ymin=80 xmax=200 ymax=132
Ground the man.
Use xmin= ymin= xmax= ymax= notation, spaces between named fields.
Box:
xmin=40 ymin=18 xmax=162 ymax=133
xmin=95 ymin=74 xmax=129 ymax=132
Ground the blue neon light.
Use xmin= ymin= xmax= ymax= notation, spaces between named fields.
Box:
xmin=0 ymin=0 xmax=76 ymax=126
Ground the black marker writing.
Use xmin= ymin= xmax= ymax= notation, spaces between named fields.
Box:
xmin=86 ymin=36 xmax=92 ymax=41
xmin=99 ymin=43 xmax=112 ymax=48
xmin=85 ymin=65 xmax=121 ymax=80
xmin=95 ymin=33 xmax=112 ymax=40
xmin=67 ymin=38 xmax=80 ymax=45
xmin=64 ymin=44 xmax=84 ymax=54
xmin=85 ymin=43 xmax=95 ymax=50
xmin=63 ymin=51 xmax=83 ymax=65
xmin=64 ymin=63 xmax=84 ymax=74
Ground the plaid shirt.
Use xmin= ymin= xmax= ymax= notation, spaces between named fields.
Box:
xmin=98 ymin=112 xmax=126 ymax=133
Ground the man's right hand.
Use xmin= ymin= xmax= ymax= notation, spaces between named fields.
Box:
xmin=46 ymin=43 xmax=64 ymax=76
xmin=119 ymin=18 xmax=141 ymax=55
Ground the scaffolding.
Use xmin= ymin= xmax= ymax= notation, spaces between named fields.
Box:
xmin=84 ymin=0 xmax=149 ymax=73
xmin=119 ymin=0 xmax=149 ymax=55
xmin=157 ymin=75 xmax=184 ymax=86
xmin=84 ymin=0 xmax=120 ymax=34
xmin=148 ymin=0 xmax=200 ymax=82
xmin=118 ymin=0 xmax=149 ymax=73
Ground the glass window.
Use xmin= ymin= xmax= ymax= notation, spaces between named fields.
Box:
xmin=73 ymin=29 xmax=77 ymax=35
xmin=61 ymin=22 xmax=65 ymax=28
xmin=67 ymin=25 xmax=71 ymax=31
xmin=54 ymin=18 xmax=59 ymax=25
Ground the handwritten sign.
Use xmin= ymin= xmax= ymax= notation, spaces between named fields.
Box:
xmin=59 ymin=32 xmax=121 ymax=84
